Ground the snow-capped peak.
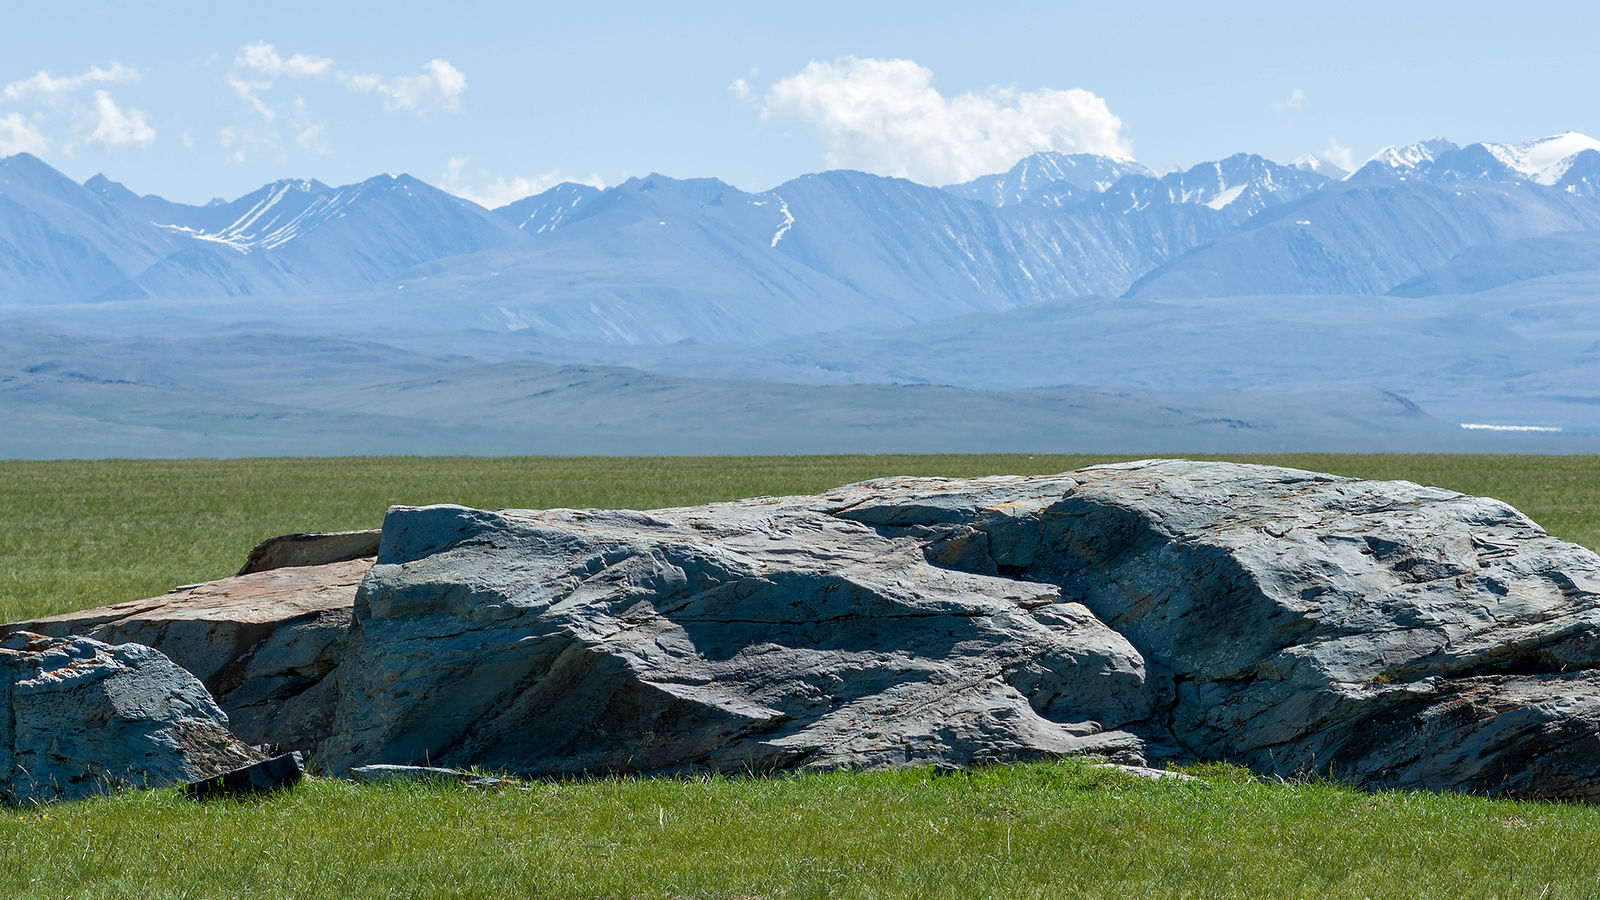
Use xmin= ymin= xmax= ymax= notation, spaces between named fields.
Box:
xmin=1362 ymin=138 xmax=1458 ymax=172
xmin=1289 ymin=153 xmax=1348 ymax=179
xmin=1481 ymin=132 xmax=1600 ymax=185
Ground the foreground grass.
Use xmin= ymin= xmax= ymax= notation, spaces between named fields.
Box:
xmin=2 ymin=453 xmax=1596 ymax=623
xmin=5 ymin=761 xmax=1600 ymax=900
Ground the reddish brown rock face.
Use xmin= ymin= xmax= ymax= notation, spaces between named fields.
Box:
xmin=5 ymin=557 xmax=366 ymax=750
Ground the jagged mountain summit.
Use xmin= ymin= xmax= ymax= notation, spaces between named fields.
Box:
xmin=1290 ymin=153 xmax=1348 ymax=179
xmin=944 ymin=151 xmax=1150 ymax=206
xmin=4 ymin=132 xmax=1600 ymax=343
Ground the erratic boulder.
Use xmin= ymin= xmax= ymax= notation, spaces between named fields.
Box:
xmin=304 ymin=459 xmax=1600 ymax=799
xmin=0 ymin=631 xmax=262 ymax=804
xmin=11 ymin=459 xmax=1600 ymax=801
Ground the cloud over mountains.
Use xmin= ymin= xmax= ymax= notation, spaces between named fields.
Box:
xmin=760 ymin=56 xmax=1132 ymax=185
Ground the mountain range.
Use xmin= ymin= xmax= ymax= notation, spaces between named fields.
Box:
xmin=2 ymin=133 xmax=1598 ymax=456
xmin=5 ymin=132 xmax=1600 ymax=341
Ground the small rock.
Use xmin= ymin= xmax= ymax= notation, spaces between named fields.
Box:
xmin=348 ymin=764 xmax=520 ymax=790
xmin=186 ymin=751 xmax=305 ymax=799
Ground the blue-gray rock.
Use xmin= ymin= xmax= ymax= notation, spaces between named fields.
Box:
xmin=0 ymin=631 xmax=262 ymax=804
xmin=310 ymin=459 xmax=1600 ymax=798
xmin=185 ymin=751 xmax=305 ymax=799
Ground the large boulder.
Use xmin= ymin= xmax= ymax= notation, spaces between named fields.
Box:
xmin=12 ymin=459 xmax=1600 ymax=801
xmin=7 ymin=559 xmax=363 ymax=750
xmin=303 ymin=459 xmax=1600 ymax=798
xmin=0 ymin=631 xmax=262 ymax=804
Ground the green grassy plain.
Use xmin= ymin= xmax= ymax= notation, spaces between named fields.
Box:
xmin=3 ymin=453 xmax=1597 ymax=624
xmin=6 ymin=761 xmax=1600 ymax=900
xmin=3 ymin=454 xmax=1600 ymax=898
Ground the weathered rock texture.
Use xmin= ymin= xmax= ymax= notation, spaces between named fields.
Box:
xmin=302 ymin=459 xmax=1600 ymax=799
xmin=11 ymin=459 xmax=1600 ymax=801
xmin=9 ymin=559 xmax=363 ymax=749
xmin=0 ymin=631 xmax=262 ymax=804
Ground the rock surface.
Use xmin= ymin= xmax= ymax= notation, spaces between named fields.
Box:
xmin=0 ymin=631 xmax=262 ymax=804
xmin=299 ymin=459 xmax=1600 ymax=799
xmin=6 ymin=559 xmax=364 ymax=750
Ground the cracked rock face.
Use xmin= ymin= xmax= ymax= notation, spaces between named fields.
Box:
xmin=0 ymin=631 xmax=262 ymax=804
xmin=305 ymin=459 xmax=1600 ymax=798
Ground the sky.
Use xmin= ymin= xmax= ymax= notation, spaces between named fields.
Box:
xmin=2 ymin=0 xmax=1596 ymax=206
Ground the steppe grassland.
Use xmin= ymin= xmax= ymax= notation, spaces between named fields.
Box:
xmin=2 ymin=453 xmax=1596 ymax=623
xmin=2 ymin=454 xmax=1599 ymax=899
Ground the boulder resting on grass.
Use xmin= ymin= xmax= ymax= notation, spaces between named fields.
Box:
xmin=10 ymin=459 xmax=1600 ymax=801
xmin=0 ymin=631 xmax=262 ymax=804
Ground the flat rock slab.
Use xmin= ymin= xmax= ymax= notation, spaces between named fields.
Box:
xmin=348 ymin=764 xmax=522 ymax=790
xmin=6 ymin=558 xmax=365 ymax=750
xmin=1 ymin=631 xmax=262 ymax=805
xmin=238 ymin=530 xmax=382 ymax=576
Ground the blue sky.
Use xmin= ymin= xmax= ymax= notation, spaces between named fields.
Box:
xmin=3 ymin=0 xmax=1596 ymax=205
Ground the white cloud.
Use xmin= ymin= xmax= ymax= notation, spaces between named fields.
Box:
xmin=441 ymin=155 xmax=605 ymax=208
xmin=760 ymin=56 xmax=1131 ymax=185
xmin=342 ymin=58 xmax=466 ymax=111
xmin=229 ymin=77 xmax=276 ymax=120
xmin=0 ymin=112 xmax=49 ymax=155
xmin=1320 ymin=137 xmax=1355 ymax=172
xmin=728 ymin=78 xmax=750 ymax=99
xmin=297 ymin=122 xmax=330 ymax=154
xmin=219 ymin=125 xmax=276 ymax=165
xmin=86 ymin=90 xmax=154 ymax=147
xmin=1274 ymin=88 xmax=1306 ymax=112
xmin=235 ymin=42 xmax=334 ymax=79
xmin=228 ymin=43 xmax=467 ymax=120
xmin=2 ymin=62 xmax=139 ymax=102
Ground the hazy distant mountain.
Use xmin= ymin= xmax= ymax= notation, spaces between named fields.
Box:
xmin=944 ymin=151 xmax=1149 ymax=206
xmin=1290 ymin=153 xmax=1348 ymax=179
xmin=4 ymin=163 xmax=523 ymax=303
xmin=1125 ymin=179 xmax=1600 ymax=298
xmin=5 ymin=132 xmax=1600 ymax=340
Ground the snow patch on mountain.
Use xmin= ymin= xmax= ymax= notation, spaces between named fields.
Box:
xmin=1483 ymin=132 xmax=1600 ymax=185
xmin=1359 ymin=138 xmax=1459 ymax=173
xmin=1290 ymin=153 xmax=1349 ymax=179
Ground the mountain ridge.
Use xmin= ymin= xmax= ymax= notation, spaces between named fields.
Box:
xmin=5 ymin=132 xmax=1600 ymax=344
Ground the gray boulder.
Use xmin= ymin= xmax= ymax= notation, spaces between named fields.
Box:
xmin=827 ymin=461 xmax=1600 ymax=798
xmin=310 ymin=459 xmax=1600 ymax=798
xmin=12 ymin=459 xmax=1600 ymax=801
xmin=0 ymin=631 xmax=262 ymax=804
